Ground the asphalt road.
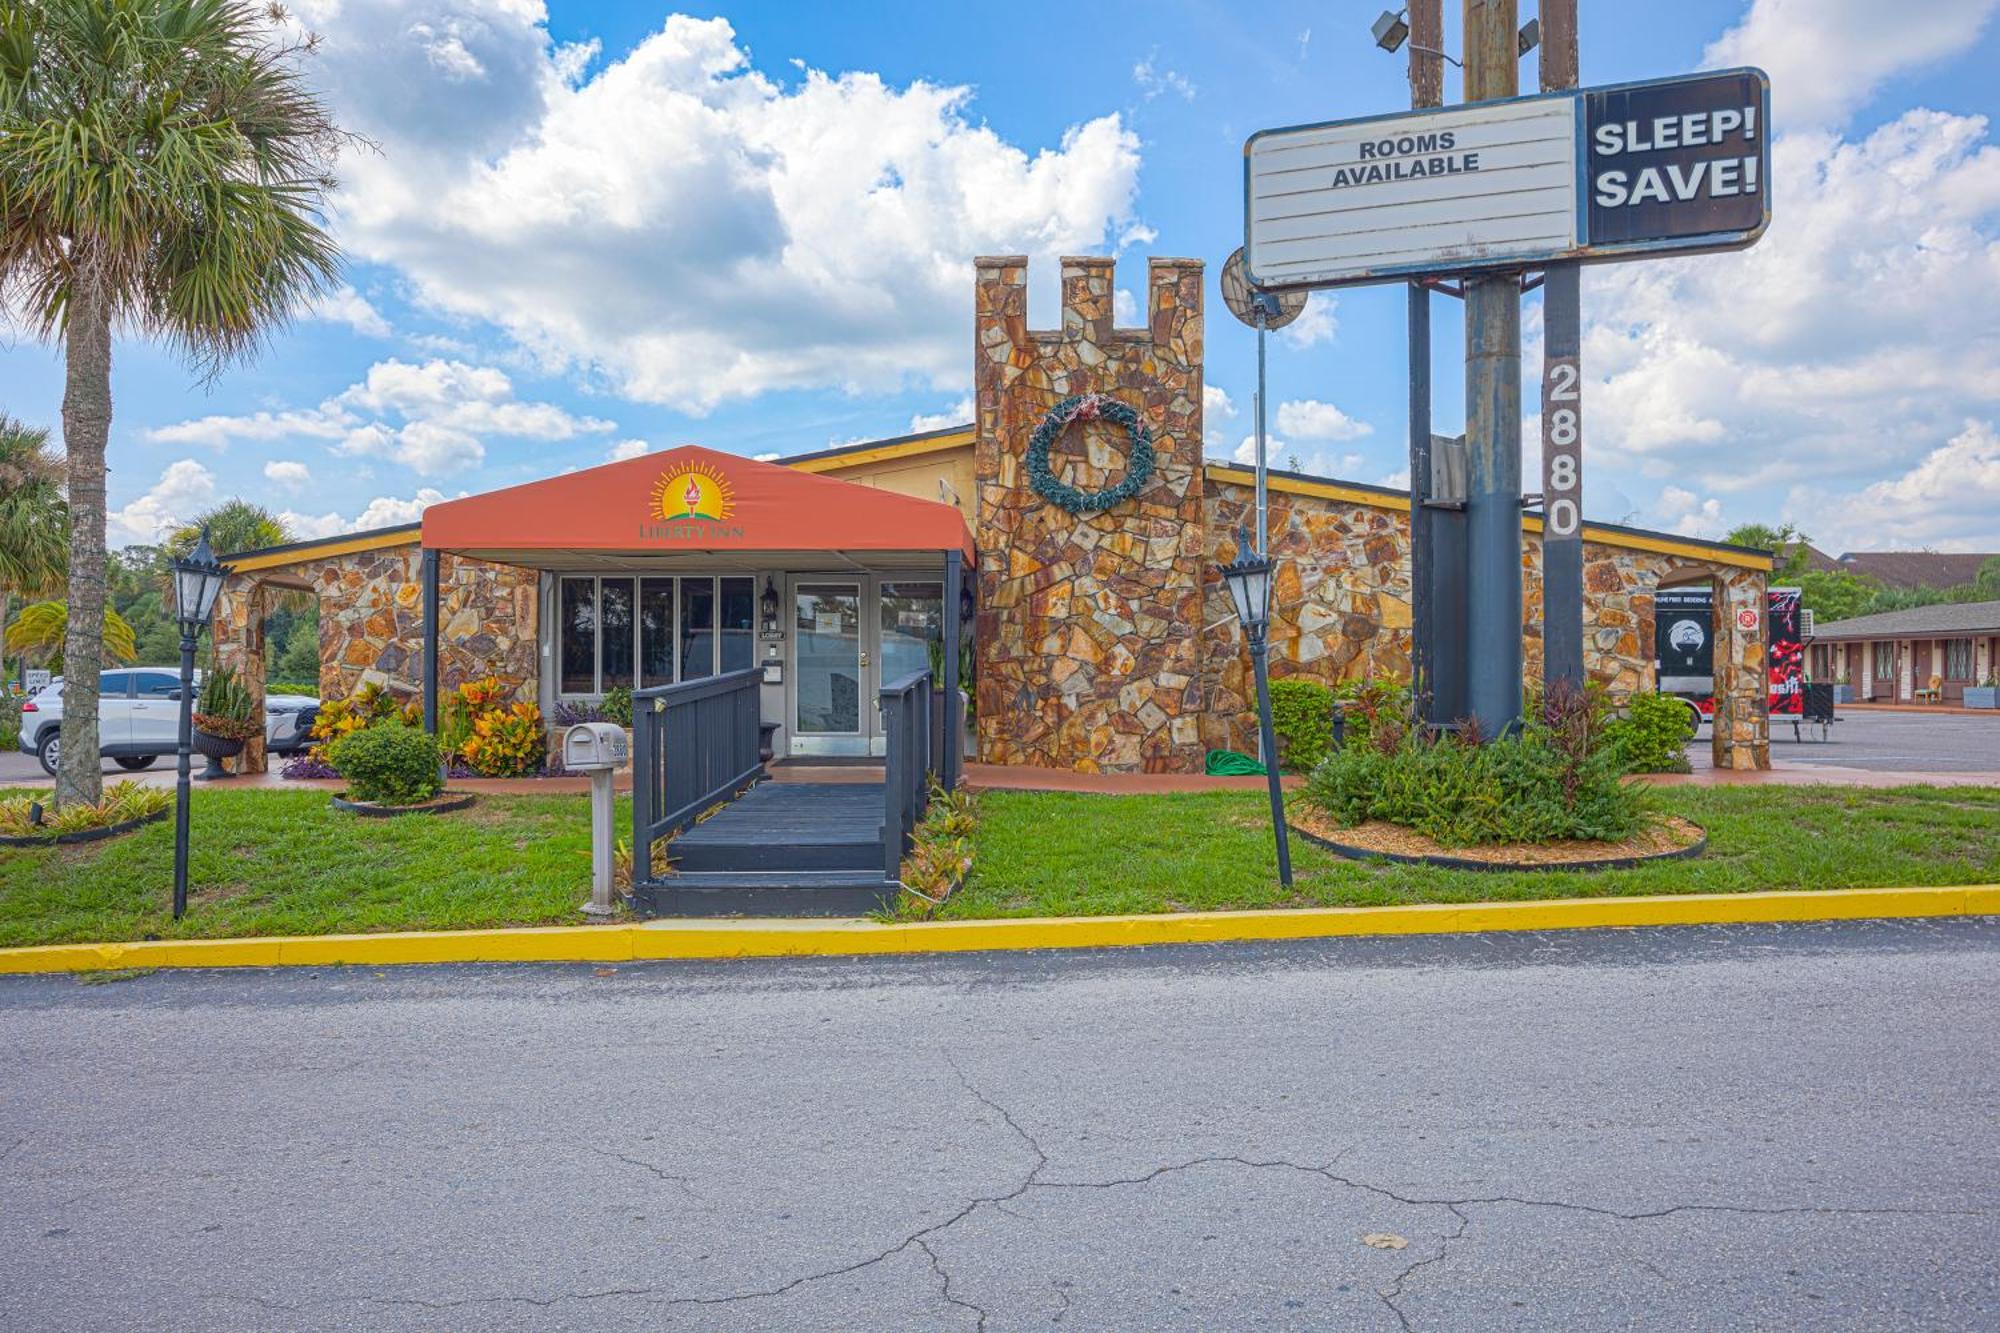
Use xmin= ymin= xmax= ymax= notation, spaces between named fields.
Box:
xmin=2 ymin=920 xmax=1995 ymax=1331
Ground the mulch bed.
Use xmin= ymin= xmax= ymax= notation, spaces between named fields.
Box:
xmin=329 ymin=791 xmax=478 ymax=818
xmin=1289 ymin=807 xmax=1705 ymax=872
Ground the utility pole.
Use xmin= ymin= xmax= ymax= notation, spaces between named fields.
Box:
xmin=1539 ymin=0 xmax=1585 ymax=698
xmin=1462 ymin=0 xmax=1522 ymax=736
xmin=1407 ymin=0 xmax=1444 ymax=724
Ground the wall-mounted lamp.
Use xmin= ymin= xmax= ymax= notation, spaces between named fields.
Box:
xmin=760 ymin=575 xmax=781 ymax=636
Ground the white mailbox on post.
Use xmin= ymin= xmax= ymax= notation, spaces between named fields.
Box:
xmin=565 ymin=722 xmax=629 ymax=917
xmin=564 ymin=722 xmax=628 ymax=772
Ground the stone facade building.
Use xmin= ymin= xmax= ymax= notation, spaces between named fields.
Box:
xmin=217 ymin=255 xmax=1772 ymax=774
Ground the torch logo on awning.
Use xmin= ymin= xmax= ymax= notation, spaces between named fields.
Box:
xmin=650 ymin=461 xmax=737 ymax=524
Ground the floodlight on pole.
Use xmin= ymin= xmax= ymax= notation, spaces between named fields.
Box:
xmin=169 ymin=527 xmax=232 ymax=921
xmin=1371 ymin=9 xmax=1409 ymax=53
xmin=1517 ymin=18 xmax=1541 ymax=56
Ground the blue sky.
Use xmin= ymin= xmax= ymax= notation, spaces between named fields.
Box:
xmin=3 ymin=0 xmax=1997 ymax=553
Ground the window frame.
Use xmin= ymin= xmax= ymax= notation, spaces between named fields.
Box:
xmin=557 ymin=574 xmax=737 ymax=699
xmin=1944 ymin=638 xmax=1974 ymax=680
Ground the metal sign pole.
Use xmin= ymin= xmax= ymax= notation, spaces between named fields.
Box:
xmin=1253 ymin=303 xmax=1270 ymax=557
xmin=1540 ymin=0 xmax=1585 ymax=696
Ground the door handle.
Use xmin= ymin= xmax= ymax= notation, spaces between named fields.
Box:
xmin=859 ymin=652 xmax=870 ymax=667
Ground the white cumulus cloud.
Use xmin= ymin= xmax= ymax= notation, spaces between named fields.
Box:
xmin=1704 ymin=0 xmax=1999 ymax=128
xmin=263 ymin=460 xmax=313 ymax=493
xmin=293 ymin=6 xmax=1143 ymax=413
xmin=148 ymin=357 xmax=615 ymax=477
xmin=107 ymin=460 xmax=218 ymax=547
xmin=1276 ymin=399 xmax=1373 ymax=442
xmin=908 ymin=397 xmax=974 ymax=433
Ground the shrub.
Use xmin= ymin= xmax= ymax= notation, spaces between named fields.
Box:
xmin=599 ymin=685 xmax=633 ymax=728
xmin=0 ymin=697 xmax=19 ymax=751
xmin=460 ymin=701 xmax=546 ymax=777
xmin=1333 ymin=678 xmax=1412 ymax=749
xmin=1604 ymin=692 xmax=1695 ymax=774
xmin=1268 ymin=678 xmax=1337 ymax=772
xmin=308 ymin=682 xmax=420 ymax=758
xmin=1301 ymin=684 xmax=1643 ymax=848
xmin=1 ymin=780 xmax=172 ymax=839
xmin=325 ymin=723 xmax=443 ymax=806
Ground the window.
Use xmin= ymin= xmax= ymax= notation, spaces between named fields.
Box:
xmin=98 ymin=671 xmax=134 ymax=698
xmin=639 ymin=578 xmax=676 ymax=688
xmin=680 ymin=578 xmax=716 ymax=680
xmin=560 ymin=577 xmax=596 ymax=695
xmin=720 ymin=577 xmax=755 ymax=673
xmin=601 ymin=579 xmax=635 ymax=691
xmin=560 ymin=575 xmax=750 ymax=695
xmin=133 ymin=671 xmax=180 ymax=698
xmin=1873 ymin=641 xmax=1894 ymax=681
xmin=1945 ymin=638 xmax=1974 ymax=680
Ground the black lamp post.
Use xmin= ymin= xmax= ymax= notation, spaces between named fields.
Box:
xmin=170 ymin=528 xmax=231 ymax=921
xmin=1219 ymin=530 xmax=1293 ymax=887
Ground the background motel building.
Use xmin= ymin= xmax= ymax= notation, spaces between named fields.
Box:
xmin=1809 ymin=601 xmax=2000 ymax=704
xmin=214 ymin=256 xmax=1777 ymax=775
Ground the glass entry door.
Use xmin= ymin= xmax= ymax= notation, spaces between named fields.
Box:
xmin=793 ymin=582 xmax=865 ymax=754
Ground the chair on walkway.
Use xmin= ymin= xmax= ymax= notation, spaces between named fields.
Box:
xmin=1913 ymin=674 xmax=1943 ymax=704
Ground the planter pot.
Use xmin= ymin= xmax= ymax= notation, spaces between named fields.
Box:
xmin=1964 ymin=687 xmax=1999 ymax=709
xmin=191 ymin=728 xmax=246 ymax=782
xmin=1832 ymin=684 xmax=1855 ymax=704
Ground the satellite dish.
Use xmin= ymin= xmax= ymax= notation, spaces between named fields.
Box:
xmin=1221 ymin=247 xmax=1308 ymax=331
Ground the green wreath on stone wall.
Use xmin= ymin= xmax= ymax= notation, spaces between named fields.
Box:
xmin=1025 ymin=392 xmax=1156 ymax=514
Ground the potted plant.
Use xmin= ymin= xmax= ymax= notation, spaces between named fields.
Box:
xmin=1966 ymin=675 xmax=2000 ymax=710
xmin=1831 ymin=672 xmax=1854 ymax=705
xmin=191 ymin=665 xmax=261 ymax=780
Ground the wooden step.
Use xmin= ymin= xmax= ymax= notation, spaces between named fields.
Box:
xmin=637 ymin=870 xmax=898 ymax=918
xmin=672 ymin=833 xmax=883 ymax=873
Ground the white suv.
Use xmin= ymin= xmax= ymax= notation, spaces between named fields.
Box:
xmin=16 ymin=670 xmax=320 ymax=776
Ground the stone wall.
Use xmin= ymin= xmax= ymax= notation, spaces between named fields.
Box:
xmin=972 ymin=254 xmax=1207 ymax=772
xmin=213 ymin=542 xmax=537 ymax=772
xmin=1196 ymin=476 xmax=1770 ymax=768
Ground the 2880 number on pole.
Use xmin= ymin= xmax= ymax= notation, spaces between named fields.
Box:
xmin=1542 ymin=359 xmax=1582 ymax=539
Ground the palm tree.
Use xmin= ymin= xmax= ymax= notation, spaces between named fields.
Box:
xmin=164 ymin=499 xmax=290 ymax=561
xmin=0 ymin=0 xmax=345 ymax=805
xmin=4 ymin=600 xmax=138 ymax=669
xmin=0 ymin=415 xmax=68 ymax=691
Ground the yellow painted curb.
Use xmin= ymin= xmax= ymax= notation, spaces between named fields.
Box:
xmin=1 ymin=885 xmax=1995 ymax=975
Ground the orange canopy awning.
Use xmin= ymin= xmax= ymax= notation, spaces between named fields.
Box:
xmin=421 ymin=444 xmax=973 ymax=562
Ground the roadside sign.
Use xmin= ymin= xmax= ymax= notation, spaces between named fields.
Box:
xmin=25 ymin=668 xmax=50 ymax=695
xmin=1245 ymin=68 xmax=1769 ymax=290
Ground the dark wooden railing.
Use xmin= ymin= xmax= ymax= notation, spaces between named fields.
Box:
xmin=633 ymin=668 xmax=764 ymax=886
xmin=880 ymin=669 xmax=934 ymax=882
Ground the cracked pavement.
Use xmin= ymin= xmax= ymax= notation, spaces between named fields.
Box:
xmin=1 ymin=918 xmax=1995 ymax=1330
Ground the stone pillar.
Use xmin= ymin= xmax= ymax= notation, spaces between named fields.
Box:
xmin=211 ymin=577 xmax=271 ymax=774
xmin=973 ymin=254 xmax=1207 ymax=772
xmin=1711 ymin=568 xmax=1770 ymax=770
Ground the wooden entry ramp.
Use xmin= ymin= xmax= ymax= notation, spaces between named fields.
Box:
xmin=630 ymin=667 xmax=938 ymax=917
xmin=654 ymin=781 xmax=894 ymax=916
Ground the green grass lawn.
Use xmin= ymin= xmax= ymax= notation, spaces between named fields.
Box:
xmin=944 ymin=785 xmax=2000 ymax=919
xmin=0 ymin=787 xmax=622 ymax=948
xmin=1 ymin=784 xmax=1994 ymax=948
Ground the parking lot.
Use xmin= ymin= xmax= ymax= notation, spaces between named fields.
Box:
xmin=1694 ymin=707 xmax=1999 ymax=774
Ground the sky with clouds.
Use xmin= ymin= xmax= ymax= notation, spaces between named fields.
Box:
xmin=2 ymin=0 xmax=1996 ymax=555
